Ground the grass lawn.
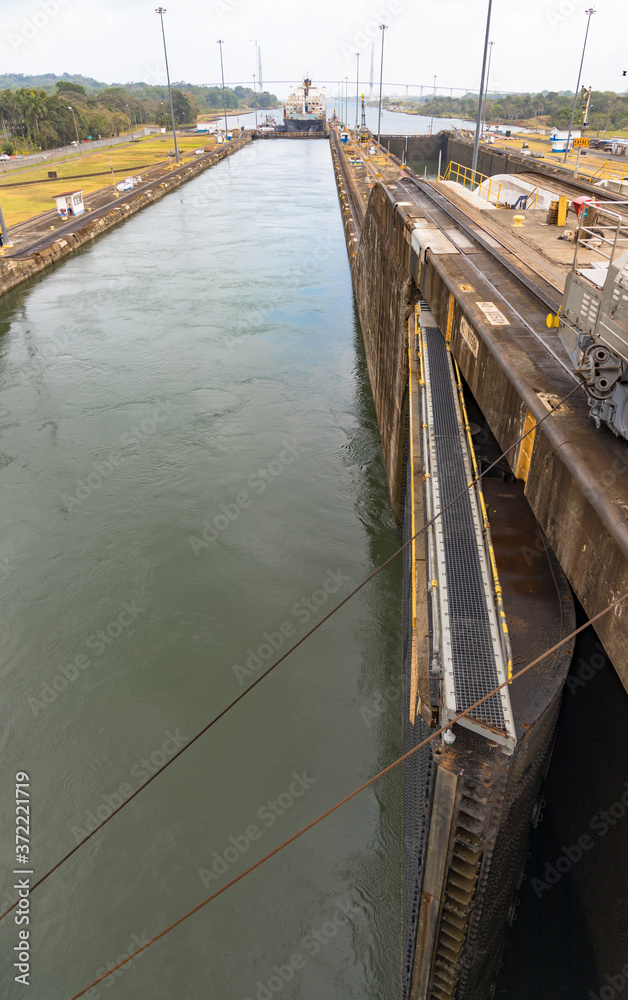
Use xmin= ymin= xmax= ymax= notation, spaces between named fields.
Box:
xmin=0 ymin=132 xmax=222 ymax=227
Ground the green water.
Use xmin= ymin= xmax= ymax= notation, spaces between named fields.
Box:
xmin=0 ymin=141 xmax=401 ymax=998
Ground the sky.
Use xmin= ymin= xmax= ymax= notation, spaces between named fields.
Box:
xmin=0 ymin=0 xmax=626 ymax=101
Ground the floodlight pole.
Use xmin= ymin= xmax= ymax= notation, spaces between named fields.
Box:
xmin=0 ymin=202 xmax=9 ymax=245
xmin=377 ymin=24 xmax=387 ymax=144
xmin=472 ymin=0 xmax=493 ymax=176
xmin=67 ymin=106 xmax=81 ymax=152
xmin=218 ymin=39 xmax=229 ymax=140
xmin=564 ymin=8 xmax=596 ymax=164
xmin=155 ymin=7 xmax=179 ymax=164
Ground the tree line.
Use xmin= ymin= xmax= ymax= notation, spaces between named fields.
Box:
xmin=0 ymin=79 xmax=280 ymax=152
xmin=388 ymin=90 xmax=628 ymax=131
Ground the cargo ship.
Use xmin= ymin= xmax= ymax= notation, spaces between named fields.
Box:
xmin=284 ymin=78 xmax=327 ymax=133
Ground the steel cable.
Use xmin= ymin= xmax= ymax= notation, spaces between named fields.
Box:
xmin=65 ymin=592 xmax=627 ymax=1000
xmin=0 ymin=381 xmax=586 ymax=925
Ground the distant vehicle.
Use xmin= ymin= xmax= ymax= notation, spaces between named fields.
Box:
xmin=532 ymin=151 xmax=544 ymax=158
xmin=0 ymin=153 xmax=9 ymax=161
xmin=194 ymin=148 xmax=204 ymax=155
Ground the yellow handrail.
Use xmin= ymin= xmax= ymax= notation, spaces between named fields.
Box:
xmin=443 ymin=160 xmax=501 ymax=206
xmin=586 ymin=159 xmax=628 ymax=187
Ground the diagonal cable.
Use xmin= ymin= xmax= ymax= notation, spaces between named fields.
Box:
xmin=66 ymin=592 xmax=627 ymax=1000
xmin=0 ymin=382 xmax=583 ymax=924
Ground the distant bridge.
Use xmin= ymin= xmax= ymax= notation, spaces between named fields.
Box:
xmin=198 ymin=80 xmax=517 ymax=99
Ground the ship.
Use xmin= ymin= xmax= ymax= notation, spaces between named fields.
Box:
xmin=284 ymin=78 xmax=327 ymax=133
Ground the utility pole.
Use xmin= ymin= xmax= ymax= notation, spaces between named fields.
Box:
xmin=472 ymin=0 xmax=493 ymax=176
xmin=253 ymin=74 xmax=258 ymax=128
xmin=377 ymin=24 xmax=387 ymax=144
xmin=430 ymin=75 xmax=436 ymax=134
xmin=369 ymin=42 xmax=375 ymax=101
xmin=564 ymin=8 xmax=596 ymax=164
xmin=355 ymin=53 xmax=360 ymax=129
xmin=155 ymin=7 xmax=179 ymax=164
xmin=217 ymin=39 xmax=229 ymax=140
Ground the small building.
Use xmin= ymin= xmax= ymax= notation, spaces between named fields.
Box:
xmin=549 ymin=127 xmax=582 ymax=152
xmin=52 ymin=189 xmax=85 ymax=219
xmin=550 ymin=128 xmax=581 ymax=140
xmin=611 ymin=138 xmax=628 ymax=157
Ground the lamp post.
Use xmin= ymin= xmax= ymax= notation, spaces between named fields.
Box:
xmin=125 ymin=104 xmax=133 ymax=135
xmin=564 ymin=8 xmax=596 ymax=164
xmin=67 ymin=106 xmax=81 ymax=152
xmin=155 ymin=7 xmax=179 ymax=164
xmin=355 ymin=53 xmax=360 ymax=130
xmin=430 ymin=75 xmax=437 ymax=134
xmin=377 ymin=23 xmax=387 ymax=145
xmin=217 ymin=39 xmax=229 ymax=140
xmin=344 ymin=77 xmax=348 ymax=125
xmin=253 ymin=74 xmax=258 ymax=128
xmin=472 ymin=0 xmax=493 ymax=176
xmin=485 ymin=41 xmax=495 ymax=103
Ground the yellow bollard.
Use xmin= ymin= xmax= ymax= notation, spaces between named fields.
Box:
xmin=512 ymin=215 xmax=525 ymax=228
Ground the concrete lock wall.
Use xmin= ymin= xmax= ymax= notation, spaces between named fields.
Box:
xmin=335 ymin=146 xmax=628 ymax=686
xmin=352 ymin=183 xmax=418 ymax=518
xmin=380 ymin=133 xmax=445 ymax=168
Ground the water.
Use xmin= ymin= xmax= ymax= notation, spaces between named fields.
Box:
xmin=0 ymin=141 xmax=402 ymax=998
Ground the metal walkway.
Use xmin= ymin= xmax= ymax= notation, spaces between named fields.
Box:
xmin=416 ymin=302 xmax=516 ymax=750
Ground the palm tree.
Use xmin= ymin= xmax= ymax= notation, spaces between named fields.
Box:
xmin=14 ymin=89 xmax=47 ymax=145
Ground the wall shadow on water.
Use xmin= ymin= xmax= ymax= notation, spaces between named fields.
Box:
xmin=406 ymin=160 xmax=439 ymax=179
xmin=497 ymin=604 xmax=628 ymax=999
xmin=334 ymin=297 xmax=403 ymax=997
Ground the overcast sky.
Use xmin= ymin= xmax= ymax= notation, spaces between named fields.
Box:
xmin=0 ymin=0 xmax=626 ymax=100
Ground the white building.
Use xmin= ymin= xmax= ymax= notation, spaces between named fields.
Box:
xmin=52 ymin=190 xmax=85 ymax=219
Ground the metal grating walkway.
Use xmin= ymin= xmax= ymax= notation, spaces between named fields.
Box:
xmin=424 ymin=327 xmax=506 ymax=729
xmin=417 ymin=304 xmax=515 ymax=747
